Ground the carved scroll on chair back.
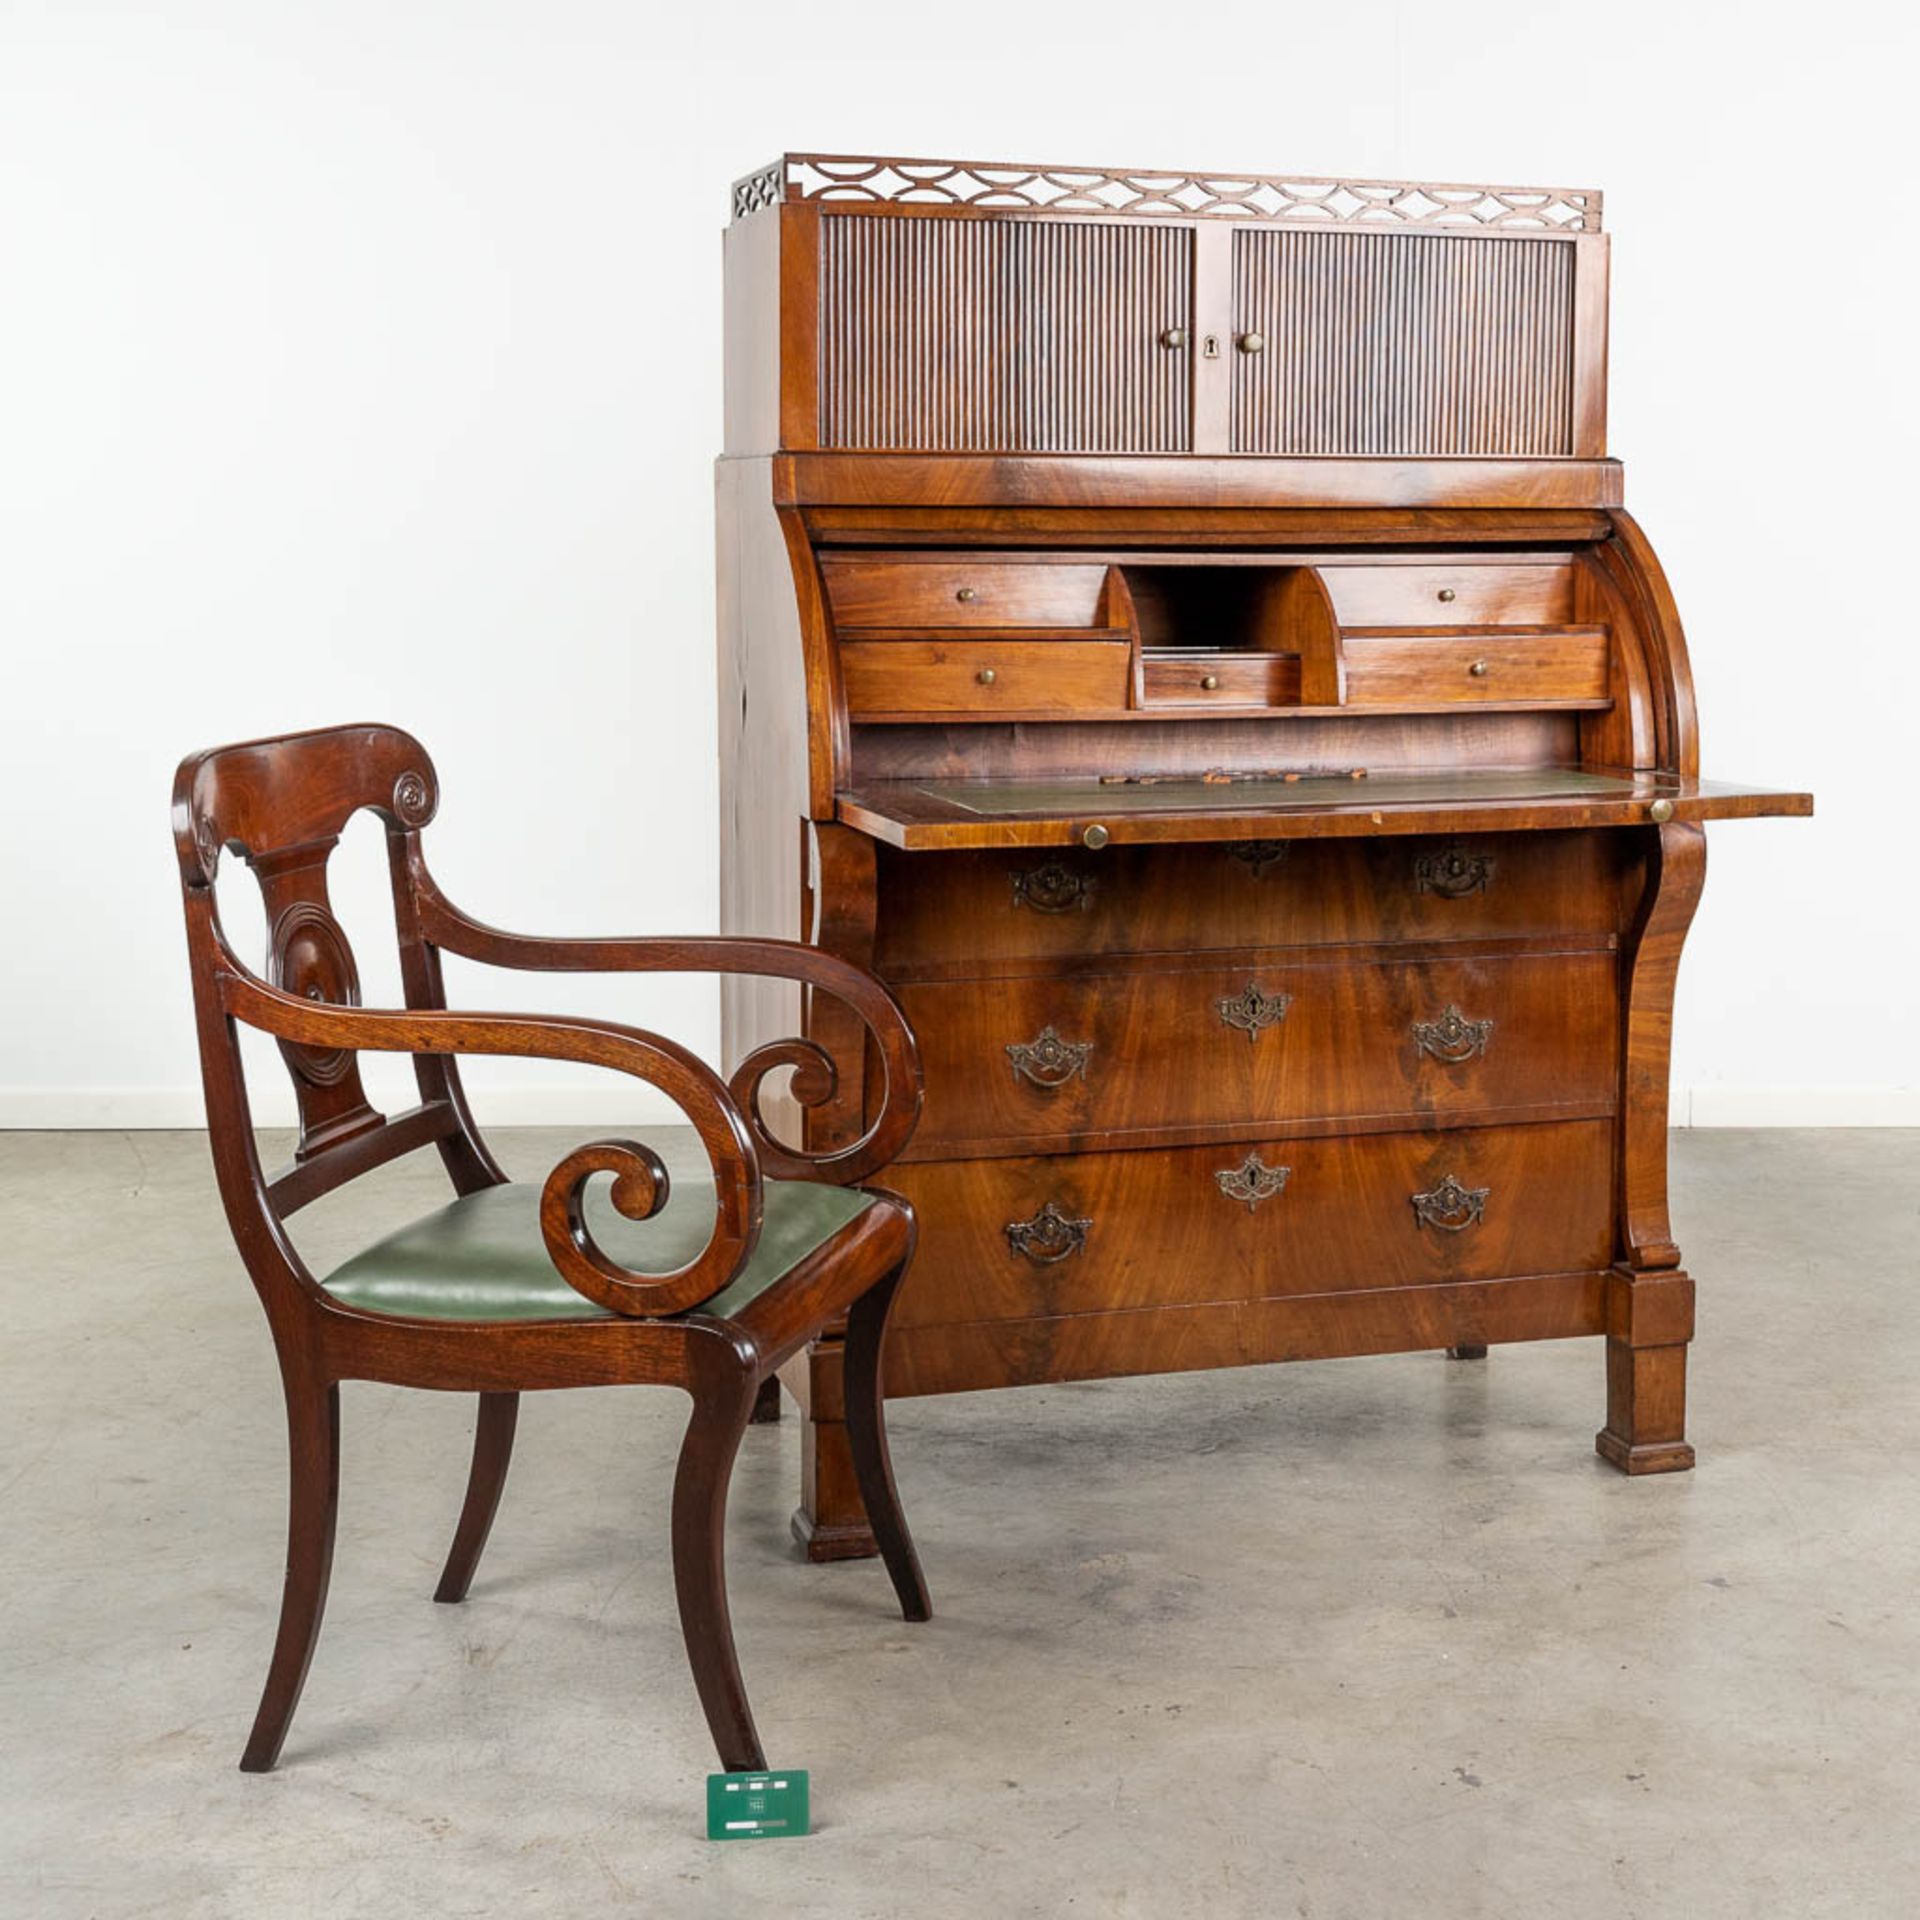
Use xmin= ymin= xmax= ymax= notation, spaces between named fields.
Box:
xmin=178 ymin=727 xmax=497 ymax=1223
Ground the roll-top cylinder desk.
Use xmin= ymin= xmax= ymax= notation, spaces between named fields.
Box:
xmin=717 ymin=154 xmax=1811 ymax=1559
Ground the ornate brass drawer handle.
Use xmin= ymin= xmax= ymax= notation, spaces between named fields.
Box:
xmin=1226 ymin=839 xmax=1289 ymax=877
xmin=1215 ymin=1153 xmax=1291 ymax=1213
xmin=1011 ymin=860 xmax=1098 ymax=914
xmin=1414 ymin=843 xmax=1495 ymax=899
xmin=1411 ymin=1174 xmax=1491 ymax=1232
xmin=1218 ymin=981 xmax=1291 ymax=1041
xmin=1412 ymin=1004 xmax=1495 ymax=1063
xmin=1006 ymin=1025 xmax=1093 ymax=1089
xmin=1005 ymin=1200 xmax=1092 ymax=1265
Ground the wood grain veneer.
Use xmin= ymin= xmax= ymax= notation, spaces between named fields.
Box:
xmin=884 ymin=1118 xmax=1616 ymax=1328
xmin=897 ymin=943 xmax=1620 ymax=1157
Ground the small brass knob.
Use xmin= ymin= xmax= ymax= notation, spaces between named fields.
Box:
xmin=956 ymin=587 xmax=977 ymax=602
xmin=976 ymin=668 xmax=997 ymax=685
xmin=1238 ymin=331 xmax=1266 ymax=354
xmin=1468 ymin=659 xmax=1490 ymax=678
xmin=1649 ymin=798 xmax=1676 ymax=824
xmin=1160 ymin=327 xmax=1188 ymax=349
xmin=1201 ymin=674 xmax=1220 ymax=690
xmin=1438 ymin=588 xmax=1457 ymax=603
xmin=1082 ymin=824 xmax=1110 ymax=850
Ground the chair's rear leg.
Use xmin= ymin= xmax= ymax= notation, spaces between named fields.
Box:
xmin=671 ymin=1353 xmax=766 ymax=1773
xmin=434 ymin=1391 xmax=519 ymax=1604
xmin=843 ymin=1261 xmax=932 ymax=1623
xmin=240 ymin=1372 xmax=340 ymax=1773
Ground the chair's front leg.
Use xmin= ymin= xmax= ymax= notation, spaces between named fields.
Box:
xmin=671 ymin=1342 xmax=766 ymax=1773
xmin=843 ymin=1259 xmax=932 ymax=1624
xmin=434 ymin=1391 xmax=519 ymax=1603
xmin=241 ymin=1365 xmax=340 ymax=1772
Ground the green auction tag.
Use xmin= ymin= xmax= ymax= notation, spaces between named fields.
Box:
xmin=706 ymin=1768 xmax=810 ymax=1840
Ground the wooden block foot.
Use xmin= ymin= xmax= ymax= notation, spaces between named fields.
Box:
xmin=790 ymin=1505 xmax=880 ymax=1562
xmin=1597 ymin=1295 xmax=1695 ymax=1473
xmin=792 ymin=1373 xmax=877 ymax=1561
xmin=1594 ymin=1428 xmax=1697 ymax=1475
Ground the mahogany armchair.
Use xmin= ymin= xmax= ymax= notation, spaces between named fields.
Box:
xmin=172 ymin=723 xmax=929 ymax=1775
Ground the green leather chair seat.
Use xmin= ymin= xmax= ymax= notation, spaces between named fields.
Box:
xmin=321 ymin=1176 xmax=876 ymax=1324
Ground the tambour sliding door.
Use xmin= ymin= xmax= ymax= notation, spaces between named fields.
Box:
xmin=1229 ymin=227 xmax=1596 ymax=458
xmin=807 ymin=208 xmax=1602 ymax=460
xmin=816 ymin=211 xmax=1194 ymax=453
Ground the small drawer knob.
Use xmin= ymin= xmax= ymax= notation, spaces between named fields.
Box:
xmin=1238 ymin=331 xmax=1266 ymax=354
xmin=1468 ymin=659 xmax=1491 ymax=677
xmin=1437 ymin=587 xmax=1457 ymax=603
xmin=1649 ymin=798 xmax=1677 ymax=823
xmin=1201 ymin=674 xmax=1221 ymax=690
xmin=955 ymin=587 xmax=977 ymax=602
xmin=1082 ymin=823 xmax=1111 ymax=850
xmin=1160 ymin=326 xmax=1188 ymax=349
xmin=976 ymin=667 xmax=997 ymax=685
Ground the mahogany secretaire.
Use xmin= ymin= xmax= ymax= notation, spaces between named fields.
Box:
xmin=716 ymin=153 xmax=1810 ymax=1558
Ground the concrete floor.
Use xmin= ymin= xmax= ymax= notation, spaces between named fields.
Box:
xmin=1 ymin=1127 xmax=1916 ymax=1918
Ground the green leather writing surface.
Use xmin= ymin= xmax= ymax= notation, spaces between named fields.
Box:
xmin=917 ymin=768 xmax=1659 ymax=816
xmin=321 ymin=1176 xmax=873 ymax=1323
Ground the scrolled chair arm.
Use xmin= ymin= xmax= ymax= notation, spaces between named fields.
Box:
xmin=410 ymin=873 xmax=924 ymax=1184
xmin=220 ymin=970 xmax=763 ymax=1317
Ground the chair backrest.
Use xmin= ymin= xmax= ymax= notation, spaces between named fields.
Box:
xmin=173 ymin=725 xmax=501 ymax=1269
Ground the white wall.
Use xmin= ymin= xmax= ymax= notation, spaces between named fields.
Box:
xmin=2 ymin=0 xmax=1913 ymax=1130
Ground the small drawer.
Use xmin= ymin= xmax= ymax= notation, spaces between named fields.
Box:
xmin=1320 ymin=562 xmax=1574 ymax=628
xmin=842 ymin=639 xmax=1130 ymax=715
xmin=1141 ymin=651 xmax=1301 ymax=708
xmin=823 ymin=558 xmax=1111 ymax=630
xmin=885 ymin=1119 xmax=1616 ymax=1329
xmin=1343 ymin=629 xmax=1609 ymax=706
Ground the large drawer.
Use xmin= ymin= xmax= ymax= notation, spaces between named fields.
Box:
xmin=875 ymin=831 xmax=1635 ymax=970
xmin=886 ymin=1119 xmax=1615 ymax=1330
xmin=899 ymin=946 xmax=1618 ymax=1155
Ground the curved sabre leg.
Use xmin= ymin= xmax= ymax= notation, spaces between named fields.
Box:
xmin=434 ymin=1391 xmax=519 ymax=1603
xmin=240 ymin=1372 xmax=339 ymax=1772
xmin=843 ymin=1259 xmax=931 ymax=1623
xmin=672 ymin=1354 xmax=766 ymax=1772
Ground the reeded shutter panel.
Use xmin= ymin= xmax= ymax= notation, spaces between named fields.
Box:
xmin=820 ymin=215 xmax=1192 ymax=453
xmin=1231 ymin=229 xmax=1576 ymax=456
